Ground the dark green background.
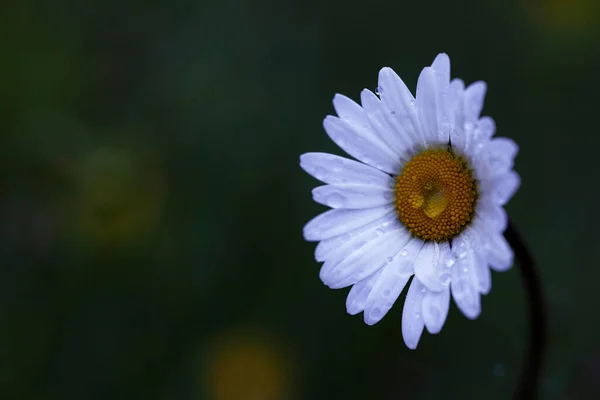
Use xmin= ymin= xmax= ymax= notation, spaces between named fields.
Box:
xmin=1 ymin=0 xmax=599 ymax=399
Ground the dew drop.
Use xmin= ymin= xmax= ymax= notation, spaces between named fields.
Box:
xmin=414 ymin=312 xmax=421 ymax=319
xmin=385 ymin=256 xmax=393 ymax=263
xmin=421 ymin=288 xmax=427 ymax=293
xmin=445 ymin=258 xmax=455 ymax=268
xmin=375 ymin=228 xmax=385 ymax=236
xmin=401 ymin=249 xmax=409 ymax=257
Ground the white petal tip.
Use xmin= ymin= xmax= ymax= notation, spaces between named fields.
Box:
xmin=427 ymin=326 xmax=442 ymax=335
xmin=346 ymin=307 xmax=361 ymax=316
xmin=464 ymin=310 xmax=481 ymax=320
xmin=379 ymin=66 xmax=393 ymax=74
xmin=404 ymin=338 xmax=419 ymax=350
xmin=432 ymin=53 xmax=450 ymax=69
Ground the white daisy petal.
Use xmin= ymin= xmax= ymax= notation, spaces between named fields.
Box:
xmin=451 ymin=234 xmax=481 ymax=319
xmin=475 ymin=261 xmax=492 ymax=295
xmin=361 ymin=89 xmax=412 ymax=159
xmin=346 ymin=270 xmax=383 ymax=315
xmin=377 ymin=67 xmax=423 ymax=145
xmin=467 ymin=228 xmax=491 ymax=295
xmin=422 ymin=286 xmax=450 ymax=334
xmin=312 ymin=184 xmax=394 ymax=209
xmin=476 ymin=204 xmax=508 ymax=234
xmin=323 ymin=116 xmax=401 ymax=174
xmin=416 ymin=67 xmax=439 ymax=144
xmin=486 ymin=232 xmax=514 ymax=272
xmin=491 ymin=171 xmax=520 ymax=205
xmin=464 ymin=81 xmax=487 ymax=122
xmin=318 ymin=213 xmax=402 ymax=270
xmin=322 ymin=229 xmax=408 ymax=289
xmin=448 ymin=78 xmax=467 ymax=152
xmin=474 ymin=116 xmax=496 ymax=145
xmin=332 ymin=94 xmax=369 ymax=128
xmin=414 ymin=241 xmax=446 ymax=292
xmin=431 ymin=53 xmax=452 ymax=143
xmin=431 ymin=53 xmax=450 ymax=82
xmin=402 ymin=277 xmax=426 ymax=350
xmin=304 ymin=205 xmax=395 ymax=242
xmin=363 ymin=237 xmax=424 ymax=325
xmin=300 ymin=152 xmax=395 ymax=187
xmin=486 ymin=138 xmax=518 ymax=178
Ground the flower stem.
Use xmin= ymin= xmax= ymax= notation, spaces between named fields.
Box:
xmin=504 ymin=219 xmax=547 ymax=400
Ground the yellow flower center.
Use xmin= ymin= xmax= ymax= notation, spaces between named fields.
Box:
xmin=395 ymin=149 xmax=477 ymax=241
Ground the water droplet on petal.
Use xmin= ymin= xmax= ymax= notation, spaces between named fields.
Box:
xmin=385 ymin=256 xmax=393 ymax=263
xmin=401 ymin=249 xmax=409 ymax=257
xmin=415 ymin=312 xmax=421 ymax=319
xmin=375 ymin=228 xmax=384 ymax=236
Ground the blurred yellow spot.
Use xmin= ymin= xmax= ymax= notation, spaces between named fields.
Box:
xmin=395 ymin=149 xmax=477 ymax=241
xmin=204 ymin=333 xmax=291 ymax=400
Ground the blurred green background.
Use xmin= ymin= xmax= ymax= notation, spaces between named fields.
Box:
xmin=1 ymin=0 xmax=600 ymax=399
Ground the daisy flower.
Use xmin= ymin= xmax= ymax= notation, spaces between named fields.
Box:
xmin=300 ymin=53 xmax=520 ymax=349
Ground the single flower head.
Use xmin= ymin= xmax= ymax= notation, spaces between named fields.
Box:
xmin=300 ymin=53 xmax=519 ymax=349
